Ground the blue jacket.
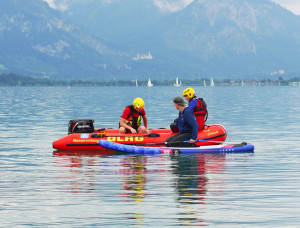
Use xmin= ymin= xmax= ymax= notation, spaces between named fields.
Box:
xmin=175 ymin=107 xmax=198 ymax=140
xmin=187 ymin=98 xmax=198 ymax=111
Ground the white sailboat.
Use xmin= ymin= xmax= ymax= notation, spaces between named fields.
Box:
xmin=136 ymin=79 xmax=138 ymax=87
xmin=147 ymin=78 xmax=153 ymax=87
xmin=204 ymin=80 xmax=206 ymax=87
xmin=210 ymin=78 xmax=215 ymax=87
xmin=174 ymin=77 xmax=182 ymax=87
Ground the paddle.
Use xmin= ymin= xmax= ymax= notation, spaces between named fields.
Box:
xmin=181 ymin=139 xmax=226 ymax=144
xmin=165 ymin=140 xmax=247 ymax=147
xmin=125 ymin=139 xmax=226 ymax=146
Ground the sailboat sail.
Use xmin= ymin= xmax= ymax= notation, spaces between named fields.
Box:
xmin=136 ymin=79 xmax=138 ymax=87
xmin=147 ymin=78 xmax=153 ymax=87
xmin=174 ymin=77 xmax=181 ymax=87
xmin=210 ymin=78 xmax=215 ymax=87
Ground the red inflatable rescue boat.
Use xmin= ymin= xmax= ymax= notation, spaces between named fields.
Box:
xmin=52 ymin=119 xmax=227 ymax=151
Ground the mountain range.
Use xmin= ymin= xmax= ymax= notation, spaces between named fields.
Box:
xmin=0 ymin=0 xmax=299 ymax=80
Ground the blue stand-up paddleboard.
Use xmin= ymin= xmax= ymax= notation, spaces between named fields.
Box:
xmin=99 ymin=140 xmax=254 ymax=154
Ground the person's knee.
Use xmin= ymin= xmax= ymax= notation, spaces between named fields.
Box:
xmin=119 ymin=127 xmax=126 ymax=134
xmin=137 ymin=126 xmax=146 ymax=133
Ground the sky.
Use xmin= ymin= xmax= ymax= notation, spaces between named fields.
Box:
xmin=43 ymin=0 xmax=300 ymax=15
xmin=271 ymin=0 xmax=300 ymax=15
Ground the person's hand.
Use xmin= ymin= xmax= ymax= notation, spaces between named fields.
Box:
xmin=146 ymin=129 xmax=151 ymax=134
xmin=130 ymin=128 xmax=137 ymax=134
xmin=189 ymin=139 xmax=195 ymax=143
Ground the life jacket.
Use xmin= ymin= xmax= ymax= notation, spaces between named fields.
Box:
xmin=190 ymin=97 xmax=208 ymax=130
xmin=124 ymin=105 xmax=142 ymax=128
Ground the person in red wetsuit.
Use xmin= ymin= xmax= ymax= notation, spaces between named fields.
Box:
xmin=119 ymin=97 xmax=150 ymax=134
xmin=182 ymin=88 xmax=208 ymax=130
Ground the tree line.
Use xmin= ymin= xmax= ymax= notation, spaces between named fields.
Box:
xmin=0 ymin=73 xmax=299 ymax=87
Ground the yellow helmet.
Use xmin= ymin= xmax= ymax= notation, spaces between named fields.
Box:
xmin=133 ymin=97 xmax=145 ymax=109
xmin=182 ymin=88 xmax=195 ymax=99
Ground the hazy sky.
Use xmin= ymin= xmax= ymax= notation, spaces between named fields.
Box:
xmin=271 ymin=0 xmax=300 ymax=15
xmin=43 ymin=0 xmax=300 ymax=15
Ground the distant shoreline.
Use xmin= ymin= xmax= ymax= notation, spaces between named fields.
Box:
xmin=0 ymin=73 xmax=299 ymax=87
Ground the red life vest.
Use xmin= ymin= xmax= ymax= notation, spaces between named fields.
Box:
xmin=122 ymin=105 xmax=143 ymax=128
xmin=192 ymin=98 xmax=208 ymax=130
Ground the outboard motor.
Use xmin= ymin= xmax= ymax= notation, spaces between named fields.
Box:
xmin=68 ymin=119 xmax=94 ymax=134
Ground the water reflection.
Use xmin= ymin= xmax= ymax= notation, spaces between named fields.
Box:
xmin=120 ymin=156 xmax=148 ymax=202
xmin=53 ymin=151 xmax=229 ymax=225
xmin=174 ymin=154 xmax=227 ymax=201
xmin=53 ymin=150 xmax=119 ymax=194
xmin=171 ymin=154 xmax=227 ymax=226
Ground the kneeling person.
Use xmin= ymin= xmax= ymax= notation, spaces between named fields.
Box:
xmin=165 ymin=97 xmax=198 ymax=147
xmin=119 ymin=97 xmax=149 ymax=134
xmin=182 ymin=87 xmax=208 ymax=130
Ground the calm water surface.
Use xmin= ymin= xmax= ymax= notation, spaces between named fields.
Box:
xmin=0 ymin=86 xmax=299 ymax=227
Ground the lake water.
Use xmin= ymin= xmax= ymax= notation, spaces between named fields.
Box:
xmin=0 ymin=86 xmax=299 ymax=227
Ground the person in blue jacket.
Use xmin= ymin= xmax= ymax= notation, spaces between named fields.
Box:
xmin=165 ymin=96 xmax=198 ymax=147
